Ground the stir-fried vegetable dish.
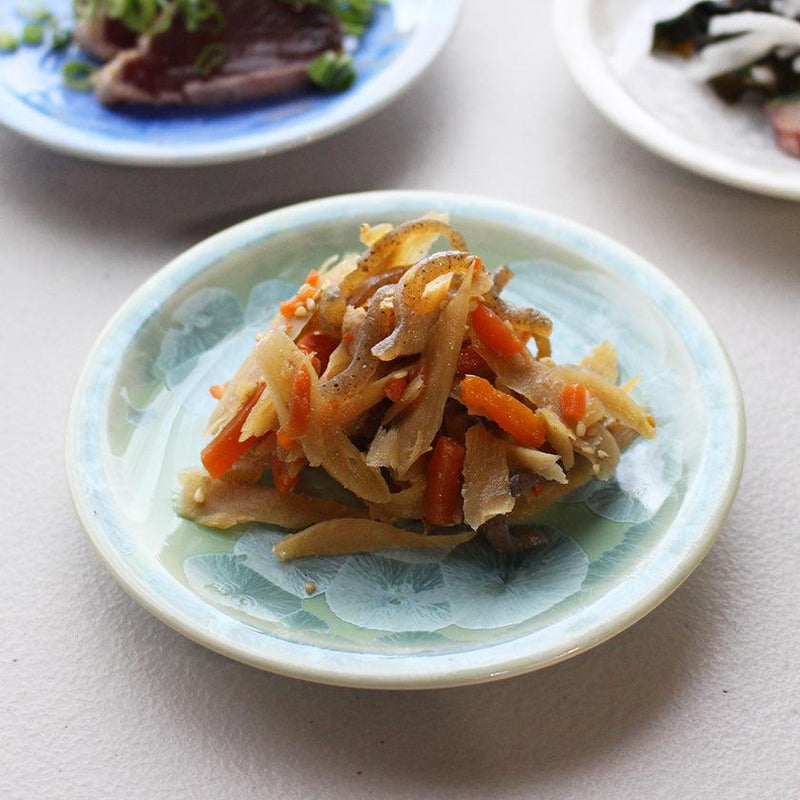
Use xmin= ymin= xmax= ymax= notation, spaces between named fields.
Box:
xmin=177 ymin=215 xmax=656 ymax=561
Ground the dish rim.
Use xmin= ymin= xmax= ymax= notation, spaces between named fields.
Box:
xmin=0 ymin=0 xmax=462 ymax=167
xmin=66 ymin=190 xmax=745 ymax=689
xmin=553 ymin=0 xmax=800 ymax=201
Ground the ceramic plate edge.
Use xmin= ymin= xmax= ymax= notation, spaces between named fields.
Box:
xmin=65 ymin=190 xmax=746 ymax=688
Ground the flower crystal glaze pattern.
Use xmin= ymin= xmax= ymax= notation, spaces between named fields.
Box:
xmin=67 ymin=193 xmax=743 ymax=687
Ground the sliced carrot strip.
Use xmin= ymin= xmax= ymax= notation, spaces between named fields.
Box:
xmin=280 ymin=272 xmax=321 ymax=320
xmin=276 ymin=430 xmax=296 ymax=452
xmin=287 ymin=364 xmax=311 ymax=438
xmin=201 ymin=384 xmax=266 ymax=479
xmin=271 ymin=454 xmax=303 ymax=495
xmin=208 ymin=383 xmax=227 ymax=400
xmin=297 ymin=285 xmax=315 ymax=301
xmin=305 ymin=269 xmax=320 ymax=287
xmin=470 ymin=303 xmax=524 ymax=356
xmin=456 ymin=345 xmax=487 ymax=375
xmin=298 ymin=332 xmax=339 ymax=374
xmin=424 ymin=436 xmax=466 ymax=527
xmin=562 ymin=384 xmax=587 ymax=424
xmin=460 ymin=375 xmax=546 ymax=448
xmin=276 ymin=363 xmax=312 ymax=451
xmin=384 ymin=376 xmax=409 ymax=403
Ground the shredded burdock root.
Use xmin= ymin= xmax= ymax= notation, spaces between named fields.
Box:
xmin=177 ymin=215 xmax=656 ymax=560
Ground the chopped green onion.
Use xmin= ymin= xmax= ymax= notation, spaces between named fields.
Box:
xmin=285 ymin=0 xmax=386 ymax=37
xmin=50 ymin=27 xmax=73 ymax=51
xmin=62 ymin=60 xmax=95 ymax=91
xmin=74 ymin=0 xmax=379 ymax=39
xmin=21 ymin=24 xmax=44 ymax=45
xmin=15 ymin=1 xmax=52 ymax=22
xmin=72 ymin=0 xmax=380 ymax=40
xmin=75 ymin=0 xmax=226 ymax=37
xmin=0 ymin=31 xmax=19 ymax=53
xmin=308 ymin=50 xmax=356 ymax=93
xmin=194 ymin=42 xmax=227 ymax=77
xmin=184 ymin=0 xmax=226 ymax=34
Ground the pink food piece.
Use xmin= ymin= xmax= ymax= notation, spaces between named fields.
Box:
xmin=765 ymin=96 xmax=800 ymax=159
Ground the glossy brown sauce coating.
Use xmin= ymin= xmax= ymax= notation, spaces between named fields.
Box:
xmin=101 ymin=18 xmax=138 ymax=51
xmin=119 ymin=0 xmax=342 ymax=94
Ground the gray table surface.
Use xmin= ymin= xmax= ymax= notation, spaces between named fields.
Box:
xmin=2 ymin=2 xmax=798 ymax=798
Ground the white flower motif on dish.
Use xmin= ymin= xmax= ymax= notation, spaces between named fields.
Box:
xmin=244 ymin=279 xmax=297 ymax=325
xmin=565 ymin=436 xmax=682 ymax=525
xmin=325 ymin=554 xmax=453 ymax=632
xmin=375 ymin=546 xmax=453 ymax=564
xmin=235 ymin=530 xmax=345 ymax=598
xmin=441 ymin=531 xmax=588 ymax=630
xmin=184 ymin=553 xmax=301 ymax=621
xmin=584 ymin=520 xmax=653 ymax=589
xmin=507 ymin=259 xmax=667 ymax=370
xmin=156 ymin=288 xmax=244 ymax=385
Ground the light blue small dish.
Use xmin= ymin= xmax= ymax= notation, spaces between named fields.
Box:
xmin=0 ymin=1 xmax=461 ymax=165
xmin=66 ymin=191 xmax=745 ymax=688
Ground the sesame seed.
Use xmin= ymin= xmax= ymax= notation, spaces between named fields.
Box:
xmin=294 ymin=305 xmax=308 ymax=318
xmin=576 ymin=421 xmax=587 ymax=437
xmin=597 ymin=449 xmax=608 ymax=459
xmin=751 ymin=65 xmax=773 ymax=84
xmin=392 ymin=370 xmax=408 ymax=379
xmin=193 ymin=488 xmax=205 ymax=504
xmin=306 ymin=298 xmax=316 ymax=311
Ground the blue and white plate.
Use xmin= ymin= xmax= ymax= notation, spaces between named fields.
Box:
xmin=66 ymin=191 xmax=745 ymax=688
xmin=0 ymin=1 xmax=461 ymax=165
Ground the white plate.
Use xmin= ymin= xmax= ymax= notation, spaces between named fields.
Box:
xmin=0 ymin=1 xmax=461 ymax=166
xmin=554 ymin=0 xmax=800 ymax=200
